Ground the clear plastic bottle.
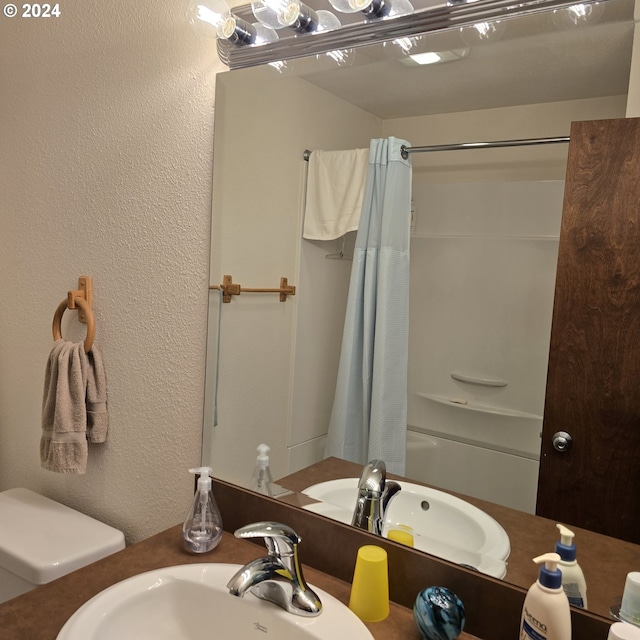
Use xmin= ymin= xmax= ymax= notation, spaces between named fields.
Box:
xmin=182 ymin=466 xmax=223 ymax=553
xmin=555 ymin=523 xmax=587 ymax=608
xmin=250 ymin=443 xmax=275 ymax=497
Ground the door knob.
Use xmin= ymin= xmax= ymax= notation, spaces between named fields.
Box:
xmin=552 ymin=431 xmax=573 ymax=452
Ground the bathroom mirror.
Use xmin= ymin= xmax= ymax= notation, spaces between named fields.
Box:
xmin=204 ymin=0 xmax=639 ymax=621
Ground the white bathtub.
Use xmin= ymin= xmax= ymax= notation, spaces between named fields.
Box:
xmin=406 ymin=429 xmax=539 ymax=513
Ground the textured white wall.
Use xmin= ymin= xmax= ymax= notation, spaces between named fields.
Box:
xmin=0 ymin=0 xmax=224 ymax=543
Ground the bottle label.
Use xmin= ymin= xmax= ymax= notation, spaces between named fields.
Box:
xmin=520 ymin=619 xmax=547 ymax=640
xmin=563 ymin=582 xmax=585 ymax=608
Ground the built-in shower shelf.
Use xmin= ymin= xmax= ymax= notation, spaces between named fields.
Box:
xmin=416 ymin=392 xmax=542 ymax=420
xmin=450 ymin=371 xmax=507 ymax=387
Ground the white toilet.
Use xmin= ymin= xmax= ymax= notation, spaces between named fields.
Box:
xmin=0 ymin=487 xmax=126 ymax=604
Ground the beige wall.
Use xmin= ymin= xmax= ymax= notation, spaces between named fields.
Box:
xmin=0 ymin=0 xmax=223 ymax=543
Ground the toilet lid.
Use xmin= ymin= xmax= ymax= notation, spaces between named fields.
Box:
xmin=0 ymin=488 xmax=125 ymax=585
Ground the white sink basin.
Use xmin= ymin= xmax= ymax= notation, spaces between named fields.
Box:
xmin=57 ymin=563 xmax=373 ymax=640
xmin=302 ymin=479 xmax=510 ymax=579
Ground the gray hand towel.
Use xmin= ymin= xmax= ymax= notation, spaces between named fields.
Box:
xmin=86 ymin=344 xmax=109 ymax=443
xmin=40 ymin=339 xmax=109 ymax=473
xmin=40 ymin=340 xmax=89 ymax=474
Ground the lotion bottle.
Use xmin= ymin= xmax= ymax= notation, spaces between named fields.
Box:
xmin=519 ymin=553 xmax=571 ymax=640
xmin=555 ymin=523 xmax=587 ymax=608
xmin=183 ymin=466 xmax=223 ymax=553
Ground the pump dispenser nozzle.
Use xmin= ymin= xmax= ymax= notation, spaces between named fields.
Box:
xmin=256 ymin=444 xmax=270 ymax=468
xmin=557 ymin=524 xmax=574 ymax=544
xmin=555 ymin=524 xmax=577 ymax=561
xmin=533 ymin=552 xmax=563 ymax=589
xmin=251 ymin=444 xmax=274 ymax=496
xmin=189 ymin=466 xmax=213 ymax=490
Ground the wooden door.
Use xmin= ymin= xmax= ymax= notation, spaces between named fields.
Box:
xmin=536 ymin=117 xmax=640 ymax=544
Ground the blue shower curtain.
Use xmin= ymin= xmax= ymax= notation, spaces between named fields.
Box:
xmin=325 ymin=137 xmax=412 ymax=475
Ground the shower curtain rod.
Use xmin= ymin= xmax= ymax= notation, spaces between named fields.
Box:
xmin=400 ymin=136 xmax=570 ymax=158
xmin=302 ymin=136 xmax=570 ymax=161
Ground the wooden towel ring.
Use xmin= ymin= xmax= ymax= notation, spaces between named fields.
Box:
xmin=52 ymin=297 xmax=95 ymax=353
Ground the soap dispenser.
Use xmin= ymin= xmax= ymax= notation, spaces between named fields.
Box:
xmin=519 ymin=553 xmax=571 ymax=640
xmin=555 ymin=523 xmax=587 ymax=608
xmin=250 ymin=444 xmax=275 ymax=497
xmin=183 ymin=467 xmax=223 ymax=553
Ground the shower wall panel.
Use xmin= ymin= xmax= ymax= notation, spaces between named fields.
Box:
xmin=406 ymin=180 xmax=565 ymax=508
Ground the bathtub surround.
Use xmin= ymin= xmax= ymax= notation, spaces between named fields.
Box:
xmin=404 ymin=178 xmax=565 ymax=513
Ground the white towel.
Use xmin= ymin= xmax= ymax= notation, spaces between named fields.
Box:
xmin=40 ymin=340 xmax=109 ymax=474
xmin=302 ymin=148 xmax=369 ymax=241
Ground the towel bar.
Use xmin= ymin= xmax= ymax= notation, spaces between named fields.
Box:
xmin=51 ymin=276 xmax=95 ymax=353
xmin=210 ymin=275 xmax=296 ymax=303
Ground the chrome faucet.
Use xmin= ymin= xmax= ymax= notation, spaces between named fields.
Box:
xmin=351 ymin=460 xmax=401 ymax=536
xmin=226 ymin=521 xmax=322 ymax=617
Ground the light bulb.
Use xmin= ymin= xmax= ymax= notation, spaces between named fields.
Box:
xmin=189 ymin=0 xmax=260 ymax=44
xmin=252 ymin=22 xmax=280 ymax=44
xmin=189 ymin=0 xmax=233 ymax=38
xmin=314 ymin=9 xmax=341 ymax=32
xmin=325 ymin=0 xmax=363 ymax=14
xmin=328 ymin=0 xmax=412 ymax=18
xmin=252 ymin=0 xmax=302 ymax=28
xmin=252 ymin=0 xmax=339 ymax=33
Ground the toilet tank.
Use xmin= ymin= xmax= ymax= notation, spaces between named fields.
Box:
xmin=0 ymin=488 xmax=125 ymax=604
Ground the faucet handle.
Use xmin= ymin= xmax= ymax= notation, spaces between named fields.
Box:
xmin=234 ymin=521 xmax=300 ymax=557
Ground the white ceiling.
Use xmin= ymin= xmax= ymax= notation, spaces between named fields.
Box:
xmin=294 ymin=0 xmax=635 ymax=118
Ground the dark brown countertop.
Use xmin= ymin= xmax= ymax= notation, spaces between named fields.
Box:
xmin=0 ymin=524 xmax=480 ymax=640
xmin=278 ymin=457 xmax=639 ymax=620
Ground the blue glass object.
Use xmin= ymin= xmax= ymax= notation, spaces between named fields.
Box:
xmin=413 ymin=586 xmax=465 ymax=640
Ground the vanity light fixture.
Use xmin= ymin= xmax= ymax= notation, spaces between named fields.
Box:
xmin=189 ymin=0 xmax=278 ymax=45
xmin=251 ymin=0 xmax=341 ymax=33
xmin=212 ymin=0 xmax=611 ymax=69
